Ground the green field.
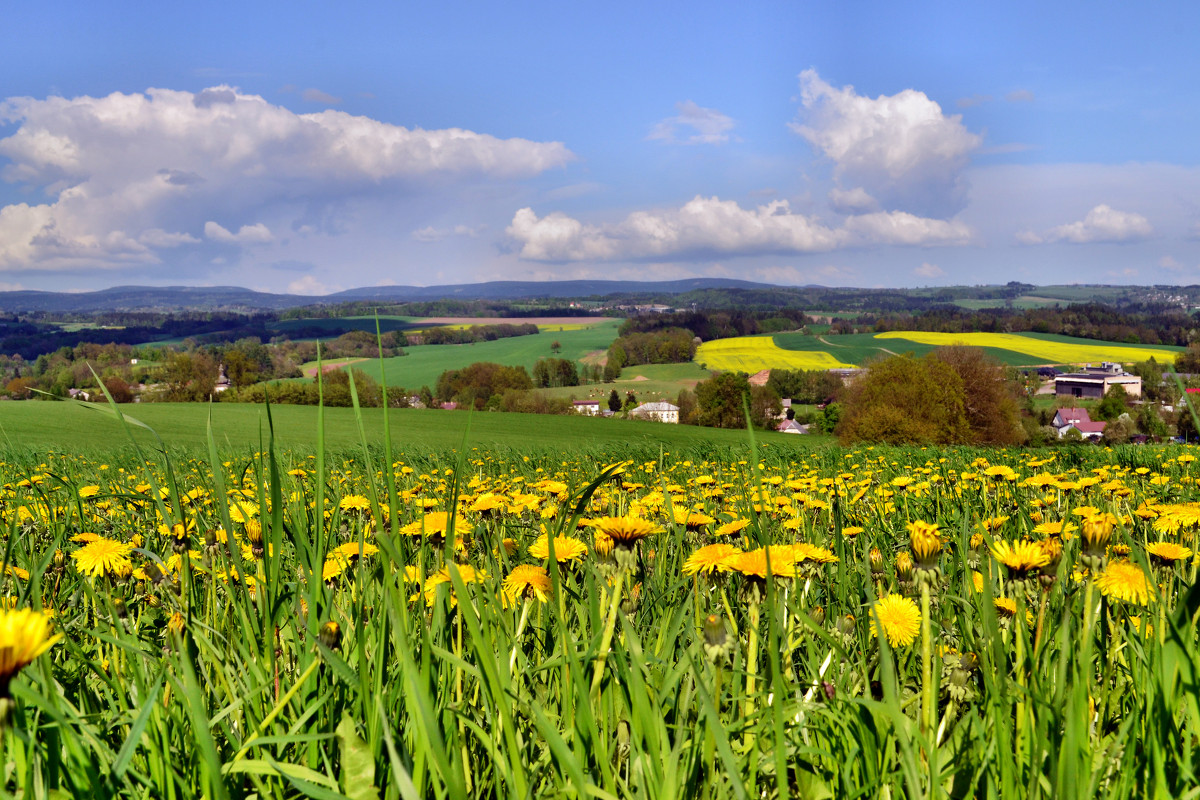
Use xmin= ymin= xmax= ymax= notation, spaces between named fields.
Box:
xmin=0 ymin=398 xmax=821 ymax=454
xmin=539 ymin=362 xmax=714 ymax=405
xmin=343 ymin=319 xmax=621 ymax=389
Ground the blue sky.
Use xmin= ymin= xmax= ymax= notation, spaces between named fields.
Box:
xmin=2 ymin=0 xmax=1198 ymax=293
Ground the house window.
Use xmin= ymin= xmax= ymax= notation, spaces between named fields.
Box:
xmin=1072 ymin=388 xmax=1082 ymax=397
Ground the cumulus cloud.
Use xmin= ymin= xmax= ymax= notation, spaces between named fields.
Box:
xmin=205 ymin=221 xmax=273 ymax=244
xmin=1018 ymin=204 xmax=1153 ymax=245
xmin=0 ymin=85 xmax=573 ymax=270
xmin=647 ymin=101 xmax=735 ymax=145
xmin=913 ymin=262 xmax=944 ymax=278
xmin=286 ymin=275 xmax=337 ymax=295
xmin=828 ymin=186 xmax=879 ymax=214
xmin=506 ymin=196 xmax=970 ymax=262
xmin=1005 ymin=89 xmax=1035 ymax=103
xmin=791 ymin=69 xmax=982 ymax=216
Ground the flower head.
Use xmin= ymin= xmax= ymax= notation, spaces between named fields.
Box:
xmin=528 ymin=535 xmax=588 ymax=564
xmin=1146 ymin=541 xmax=1192 ymax=566
xmin=72 ymin=538 xmax=134 ymax=579
xmin=1096 ymin=561 xmax=1152 ymax=606
xmin=682 ymin=544 xmax=742 ymax=576
xmin=870 ymin=594 xmax=921 ymax=648
xmin=502 ymin=565 xmax=552 ymax=606
xmin=0 ymin=608 xmax=61 ymax=696
xmin=591 ymin=516 xmax=661 ymax=546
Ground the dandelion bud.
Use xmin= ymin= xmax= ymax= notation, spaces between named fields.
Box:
xmin=53 ymin=549 xmax=66 ymax=571
xmin=319 ymin=621 xmax=341 ymax=651
xmin=810 ymin=605 xmax=826 ymax=627
xmin=869 ymin=548 xmax=885 ymax=578
xmin=245 ymin=520 xmax=263 ymax=544
xmin=702 ymin=613 xmax=733 ymax=662
xmin=836 ymin=613 xmax=856 ymax=638
xmin=1081 ymin=515 xmax=1113 ymax=571
xmin=111 ymin=596 xmax=128 ymax=620
xmin=896 ymin=551 xmax=914 ymax=584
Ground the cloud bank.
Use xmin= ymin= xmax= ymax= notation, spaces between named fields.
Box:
xmin=1018 ymin=204 xmax=1153 ymax=245
xmin=507 ymin=196 xmax=970 ymax=262
xmin=0 ymin=86 xmax=573 ymax=269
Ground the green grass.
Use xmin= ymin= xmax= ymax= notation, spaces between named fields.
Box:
xmin=345 ymin=319 xmax=622 ymax=389
xmin=0 ymin=399 xmax=825 ymax=454
xmin=539 ymin=363 xmax=714 ymax=404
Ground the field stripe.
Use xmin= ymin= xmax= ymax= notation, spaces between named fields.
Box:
xmin=874 ymin=331 xmax=1179 ymax=364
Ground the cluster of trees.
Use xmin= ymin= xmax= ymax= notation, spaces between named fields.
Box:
xmin=835 ymin=347 xmax=1026 ymax=445
xmin=532 ymin=358 xmax=580 ymax=388
xmin=435 ymin=362 xmax=534 ymax=410
xmin=278 ymin=299 xmax=603 ymax=322
xmin=617 ymin=309 xmax=807 ymax=342
xmin=686 ymin=373 xmax=781 ymax=430
xmin=605 ymin=328 xmax=697 ymax=377
xmin=414 ymin=323 xmax=539 ymax=345
xmin=765 ymin=369 xmax=844 ymax=405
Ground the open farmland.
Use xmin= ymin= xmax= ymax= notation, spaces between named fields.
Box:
xmin=345 ymin=318 xmax=621 ymax=388
xmin=696 ymin=335 xmax=857 ymax=372
xmin=701 ymin=330 xmax=1184 ymax=372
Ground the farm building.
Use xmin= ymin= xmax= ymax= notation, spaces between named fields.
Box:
xmin=1051 ymin=407 xmax=1107 ymax=440
xmin=573 ymin=399 xmax=601 ymax=416
xmin=1054 ymin=363 xmax=1141 ymax=400
xmin=629 ymin=401 xmax=679 ymax=423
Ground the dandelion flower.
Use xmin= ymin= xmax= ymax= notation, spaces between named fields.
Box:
xmin=72 ymin=538 xmax=134 ymax=578
xmin=991 ymin=540 xmax=1050 ymax=579
xmin=0 ymin=608 xmax=61 ymax=697
xmin=728 ymin=546 xmax=798 ymax=580
xmin=338 ymin=494 xmax=371 ymax=513
xmin=682 ymin=544 xmax=741 ymax=576
xmin=1146 ymin=541 xmax=1192 ymax=566
xmin=1096 ymin=561 xmax=1152 ymax=606
xmin=502 ymin=565 xmax=552 ymax=606
xmin=870 ymin=594 xmax=921 ymax=648
xmin=528 ymin=535 xmax=588 ymax=563
xmin=591 ymin=516 xmax=661 ymax=546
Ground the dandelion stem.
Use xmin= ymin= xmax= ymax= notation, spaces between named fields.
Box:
xmin=744 ymin=598 xmax=761 ymax=750
xmin=919 ymin=583 xmax=934 ymax=740
xmin=590 ymin=566 xmax=626 ymax=698
xmin=509 ymin=598 xmax=532 ymax=673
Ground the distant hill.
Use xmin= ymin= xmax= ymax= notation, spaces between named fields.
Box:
xmin=0 ymin=278 xmax=774 ymax=313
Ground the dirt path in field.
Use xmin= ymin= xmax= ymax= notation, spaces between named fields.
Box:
xmin=581 ymin=350 xmax=608 ymax=366
xmin=302 ymin=358 xmax=367 ymax=378
xmin=818 ymin=336 xmax=898 ymax=356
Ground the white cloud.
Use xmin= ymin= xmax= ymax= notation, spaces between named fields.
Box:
xmin=205 ymin=221 xmax=273 ymax=244
xmin=647 ymin=101 xmax=735 ymax=145
xmin=139 ymin=228 xmax=200 ymax=247
xmin=302 ymin=88 xmax=341 ymax=105
xmin=0 ymin=85 xmax=573 ymax=270
xmin=411 ymin=224 xmax=484 ymax=242
xmin=828 ymin=186 xmax=879 ymax=214
xmin=791 ymin=69 xmax=982 ymax=216
xmin=286 ymin=275 xmax=336 ymax=295
xmin=914 ymin=262 xmax=944 ymax=278
xmin=1005 ymin=89 xmax=1035 ymax=103
xmin=506 ymin=196 xmax=971 ymax=262
xmin=1018 ymin=204 xmax=1153 ymax=245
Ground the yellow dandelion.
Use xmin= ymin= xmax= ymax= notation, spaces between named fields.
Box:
xmin=1095 ymin=561 xmax=1152 ymax=606
xmin=338 ymin=494 xmax=371 ymax=513
xmin=591 ymin=516 xmax=661 ymax=546
xmin=0 ymin=608 xmax=62 ymax=696
xmin=682 ymin=543 xmax=742 ymax=576
xmin=72 ymin=538 xmax=134 ymax=578
xmin=870 ymin=594 xmax=921 ymax=648
xmin=528 ymin=535 xmax=588 ymax=563
xmin=502 ymin=565 xmax=552 ymax=606
xmin=906 ymin=520 xmax=941 ymax=561
xmin=728 ymin=546 xmax=798 ymax=579
xmin=1146 ymin=541 xmax=1192 ymax=566
xmin=991 ymin=540 xmax=1050 ymax=575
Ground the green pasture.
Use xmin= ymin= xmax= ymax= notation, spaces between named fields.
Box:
xmin=342 ymin=319 xmax=621 ymax=389
xmin=539 ymin=362 xmax=713 ymax=405
xmin=0 ymin=397 xmax=822 ymax=454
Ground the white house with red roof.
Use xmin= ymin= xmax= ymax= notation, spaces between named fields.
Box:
xmin=1052 ymin=407 xmax=1107 ymax=440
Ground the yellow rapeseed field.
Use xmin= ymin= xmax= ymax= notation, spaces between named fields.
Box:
xmin=875 ymin=331 xmax=1179 ymax=364
xmin=695 ymin=336 xmax=856 ymax=372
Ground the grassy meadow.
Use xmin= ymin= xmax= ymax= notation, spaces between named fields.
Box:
xmin=2 ymin=387 xmax=1200 ymax=797
xmin=313 ymin=319 xmax=621 ymax=389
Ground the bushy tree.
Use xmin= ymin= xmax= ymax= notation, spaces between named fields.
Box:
xmin=607 ymin=389 xmax=621 ymax=412
xmin=1095 ymin=384 xmax=1129 ymax=421
xmin=836 ymin=354 xmax=970 ymax=445
xmin=436 ymin=362 xmax=533 ymax=410
xmin=930 ymin=346 xmax=1026 ymax=444
xmin=694 ymin=373 xmax=780 ymax=430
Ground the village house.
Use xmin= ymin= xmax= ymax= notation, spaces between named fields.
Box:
xmin=1054 ymin=363 xmax=1141 ymax=400
xmin=572 ymin=399 xmax=601 ymax=416
xmin=1051 ymin=407 xmax=1107 ymax=440
xmin=629 ymin=401 xmax=679 ymax=423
